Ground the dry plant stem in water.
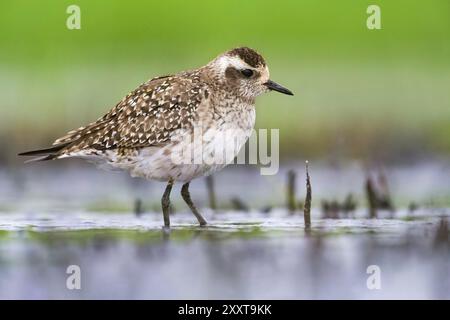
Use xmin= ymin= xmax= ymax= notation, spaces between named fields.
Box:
xmin=304 ymin=161 xmax=312 ymax=228
xmin=287 ymin=170 xmax=297 ymax=214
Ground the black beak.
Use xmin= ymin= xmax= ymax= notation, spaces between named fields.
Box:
xmin=264 ymin=80 xmax=294 ymax=96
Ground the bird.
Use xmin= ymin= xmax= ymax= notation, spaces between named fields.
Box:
xmin=19 ymin=47 xmax=293 ymax=227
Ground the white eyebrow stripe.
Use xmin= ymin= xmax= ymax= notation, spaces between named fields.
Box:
xmin=216 ymin=55 xmax=252 ymax=73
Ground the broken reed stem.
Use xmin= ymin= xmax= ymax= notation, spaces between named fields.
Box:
xmin=287 ymin=170 xmax=297 ymax=214
xmin=205 ymin=175 xmax=217 ymax=211
xmin=134 ymin=198 xmax=143 ymax=217
xmin=304 ymin=161 xmax=312 ymax=228
xmin=230 ymin=197 xmax=250 ymax=212
xmin=366 ymin=176 xmax=377 ymax=219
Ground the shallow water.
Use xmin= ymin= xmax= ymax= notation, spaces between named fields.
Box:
xmin=0 ymin=162 xmax=449 ymax=299
xmin=0 ymin=210 xmax=449 ymax=299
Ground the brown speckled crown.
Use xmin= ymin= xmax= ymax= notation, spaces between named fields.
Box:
xmin=228 ymin=47 xmax=266 ymax=68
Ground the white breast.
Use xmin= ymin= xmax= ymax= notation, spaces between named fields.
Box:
xmin=126 ymin=104 xmax=256 ymax=182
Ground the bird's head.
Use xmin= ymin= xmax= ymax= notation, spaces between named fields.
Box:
xmin=208 ymin=47 xmax=293 ymax=99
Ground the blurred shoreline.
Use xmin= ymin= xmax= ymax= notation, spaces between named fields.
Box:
xmin=1 ymin=159 xmax=449 ymax=213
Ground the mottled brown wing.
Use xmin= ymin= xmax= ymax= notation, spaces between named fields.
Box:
xmin=53 ymin=74 xmax=206 ymax=154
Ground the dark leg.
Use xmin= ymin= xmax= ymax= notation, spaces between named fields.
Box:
xmin=181 ymin=182 xmax=207 ymax=226
xmin=161 ymin=180 xmax=174 ymax=227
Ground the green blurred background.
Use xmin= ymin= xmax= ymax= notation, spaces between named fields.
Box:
xmin=0 ymin=0 xmax=449 ymax=165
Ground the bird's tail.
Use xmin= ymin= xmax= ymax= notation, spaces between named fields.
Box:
xmin=18 ymin=143 xmax=70 ymax=163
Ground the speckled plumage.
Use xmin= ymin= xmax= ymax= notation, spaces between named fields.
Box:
xmin=20 ymin=47 xmax=293 ymax=226
xmin=54 ymin=72 xmax=205 ymax=158
xmin=52 ymin=67 xmax=255 ymax=182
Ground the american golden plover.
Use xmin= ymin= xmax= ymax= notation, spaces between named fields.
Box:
xmin=19 ymin=47 xmax=293 ymax=227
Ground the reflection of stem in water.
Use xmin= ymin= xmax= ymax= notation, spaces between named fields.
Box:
xmin=304 ymin=161 xmax=312 ymax=228
xmin=434 ymin=217 xmax=449 ymax=248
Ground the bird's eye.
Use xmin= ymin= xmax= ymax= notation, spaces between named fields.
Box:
xmin=241 ymin=69 xmax=254 ymax=78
